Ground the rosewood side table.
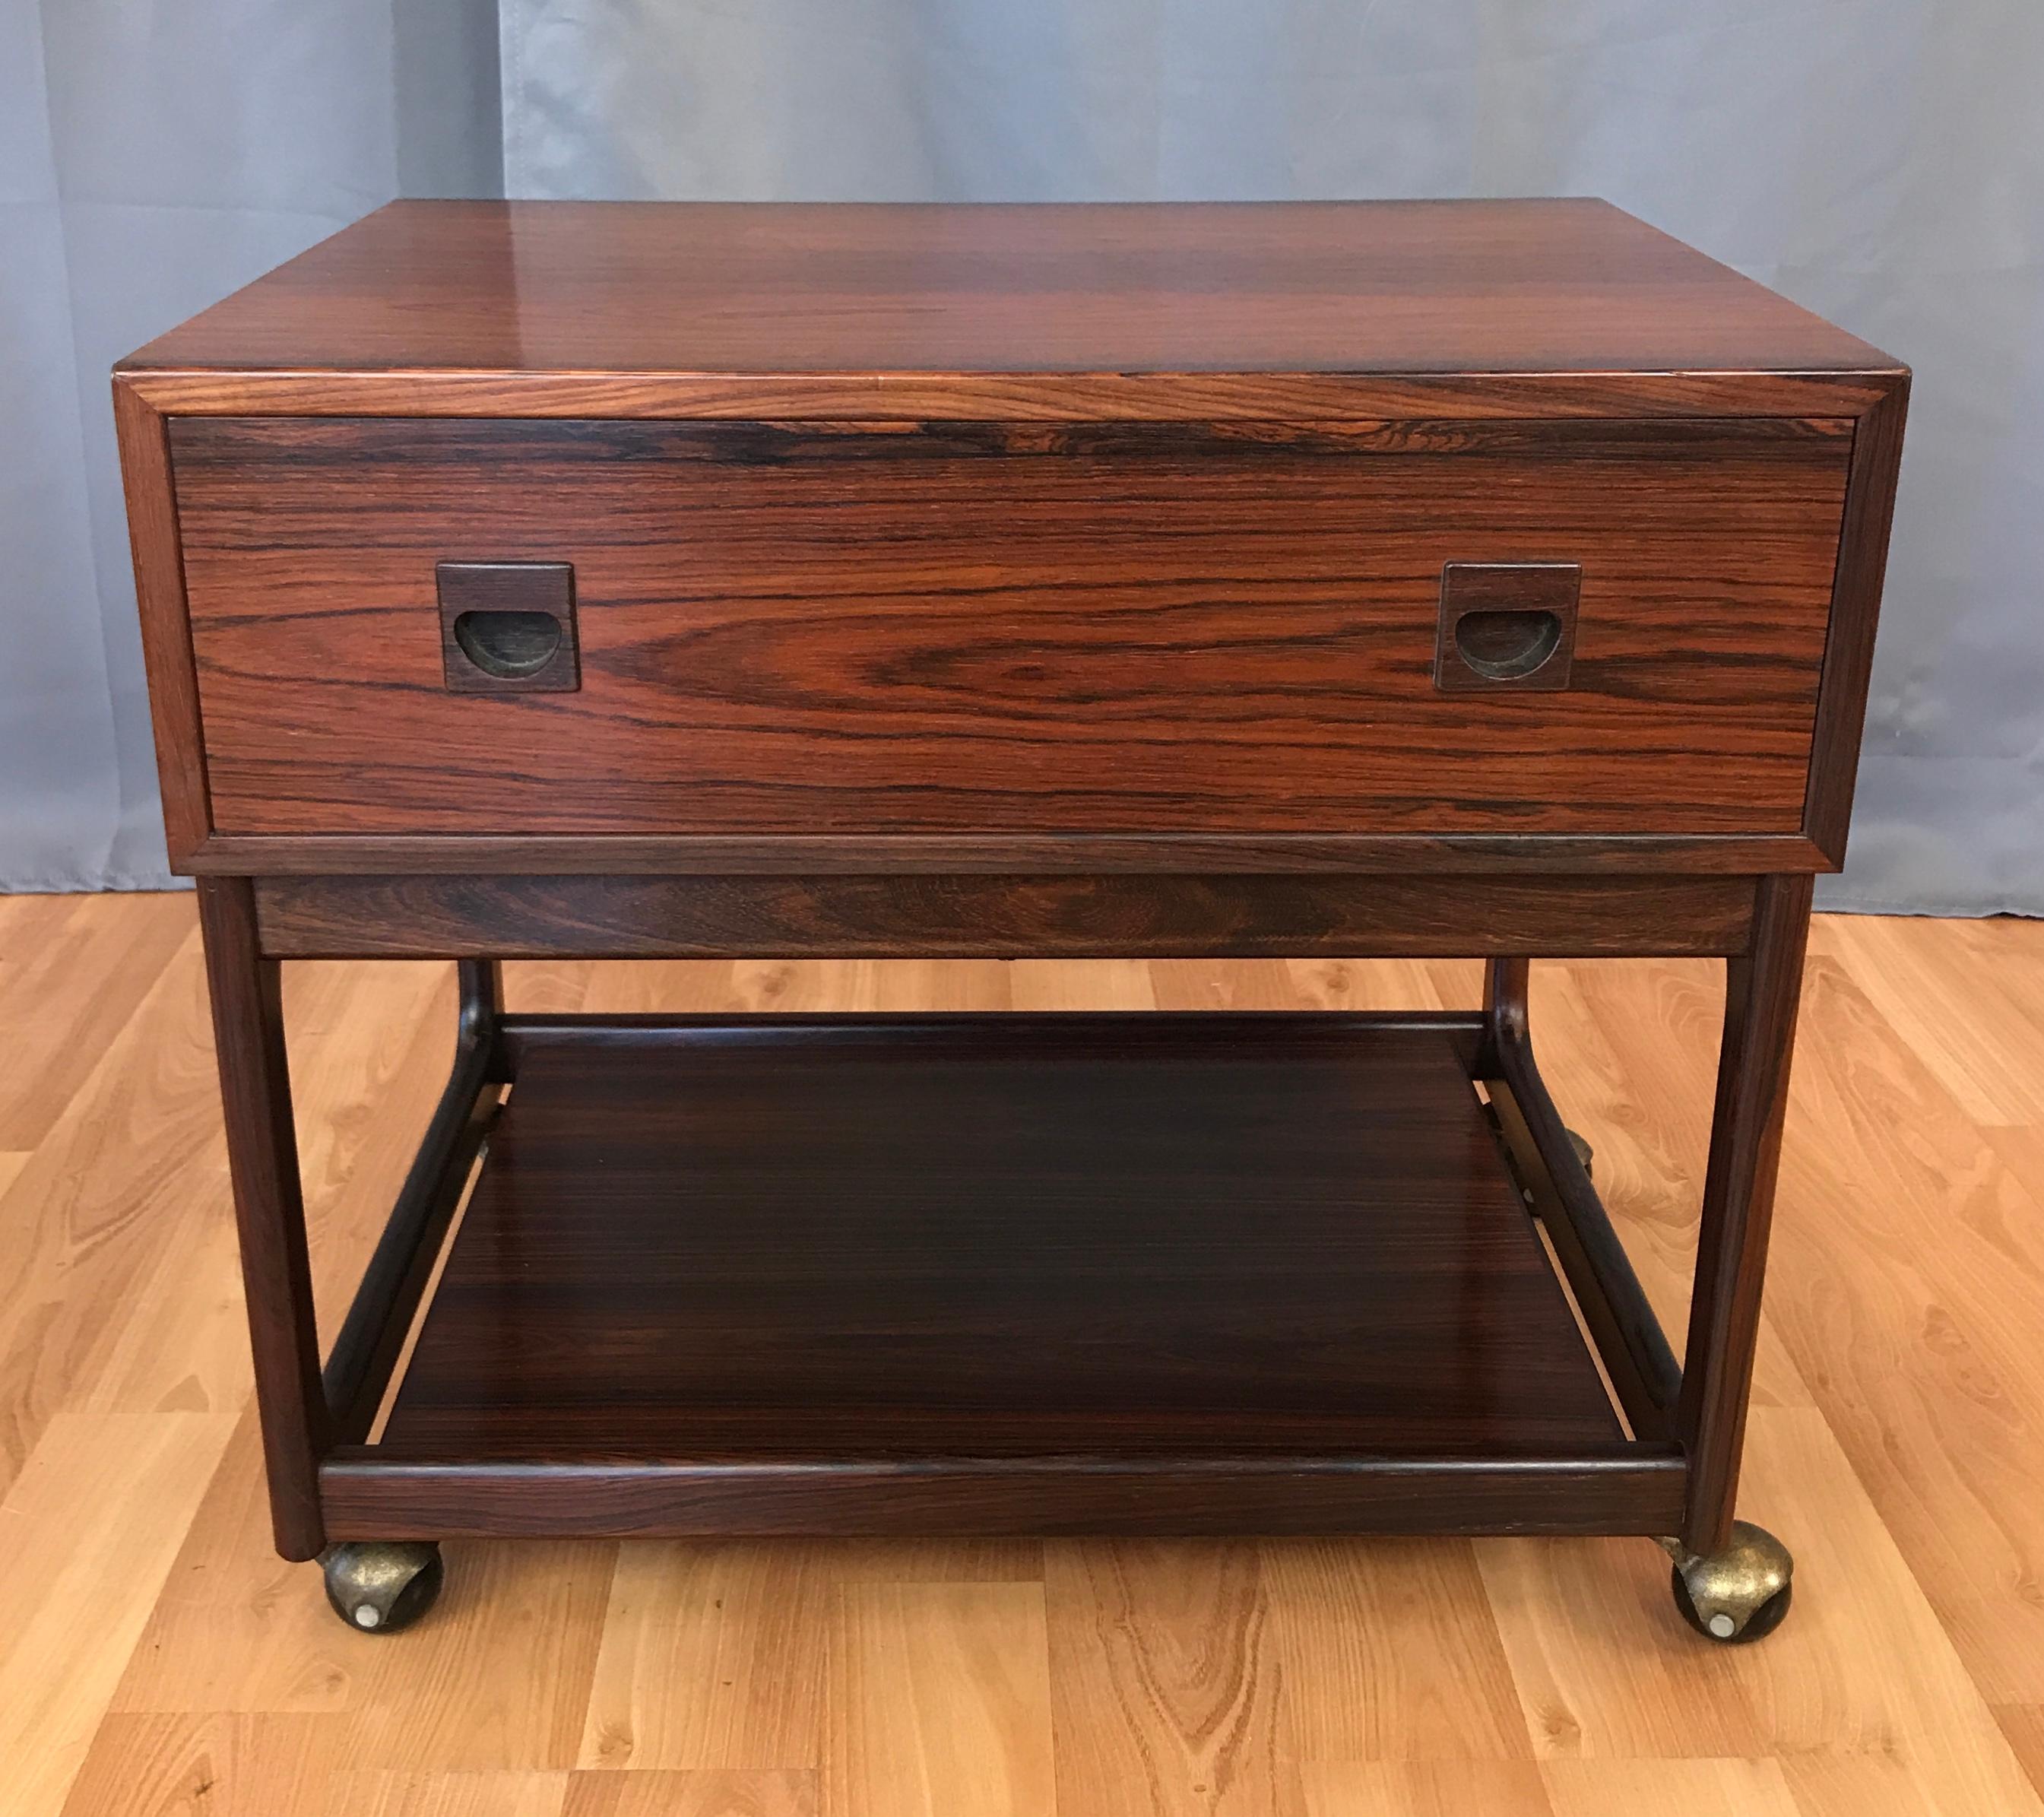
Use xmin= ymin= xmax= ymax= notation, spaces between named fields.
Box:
xmin=115 ymin=200 xmax=1907 ymax=1642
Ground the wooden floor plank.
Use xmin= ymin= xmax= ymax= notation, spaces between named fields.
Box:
xmin=566 ymin=1768 xmax=817 ymax=1816
xmin=826 ymin=1581 xmax=1055 ymax=1817
xmin=1260 ymin=1537 xmax=1531 ymax=1762
xmin=1044 ymin=1540 xmax=1284 ymax=1817
xmin=1818 ymin=913 xmax=2044 ymax=1125
xmin=1298 ymin=1760 xmax=1554 ymax=1816
xmin=1480 ymin=1406 xmax=2042 ymax=1809
xmin=0 ymin=1410 xmax=237 ymax=1817
xmin=112 ymin=1415 xmax=359 ymax=1715
xmin=1539 ymin=1758 xmax=1801 ymax=1817
xmin=578 ymin=1543 xmax=826 ymax=1772
xmin=0 ymin=891 xmax=192 ymax=1149
xmin=1525 ymin=956 xmax=1817 ymax=1413
xmin=325 ymin=1768 xmax=572 ymax=1817
xmin=1781 ymin=1747 xmax=2043 ymax=1817
xmin=59 ymin=1712 xmax=346 ymax=1817
xmin=1992 ymin=1704 xmax=2044 ymax=1804
xmin=1764 ymin=953 xmax=2044 ymax=1704
xmin=0 ymin=929 xmax=220 ymax=1490
xmin=340 ymin=1540 xmax=618 ymax=1771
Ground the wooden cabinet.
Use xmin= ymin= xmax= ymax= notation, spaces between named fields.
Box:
xmin=117 ymin=199 xmax=1905 ymax=1644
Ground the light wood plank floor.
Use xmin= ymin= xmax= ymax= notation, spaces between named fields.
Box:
xmin=5 ymin=893 xmax=2044 ymax=1816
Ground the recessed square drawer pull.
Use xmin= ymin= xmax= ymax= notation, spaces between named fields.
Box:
xmin=437 ymin=560 xmax=579 ymax=693
xmin=1435 ymin=562 xmax=1580 ymax=693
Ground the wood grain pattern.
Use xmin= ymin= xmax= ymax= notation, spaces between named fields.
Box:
xmin=1676 ymin=873 xmax=1815 ymax=1549
xmin=122 ymin=365 xmax=1902 ymax=425
xmin=377 ymin=1017 xmax=1619 ymax=1462
xmin=169 ymin=415 xmax=1851 ymax=845
xmin=117 ymin=199 xmax=1897 ymax=398
xmin=1301 ymin=1762 xmax=1556 ymax=1816
xmin=336 ymin=1768 xmax=572 ymax=1817
xmin=316 ymin=1454 xmax=1685 ymax=1543
xmin=0 ymin=896 xmax=215 ymax=1501
xmin=1 ymin=1412 xmax=237 ymax=1817
xmin=112 ymin=379 xmax=211 ymax=869
xmin=567 ymin=1771 xmax=816 ymax=1817
xmin=1260 ymin=1535 xmax=1532 ymax=1760
xmin=251 ymin=872 xmax=1760 ymax=961
xmin=187 ymin=828 xmax=1836 ymax=879
xmin=1805 ymin=377 xmax=1911 ymax=861
xmin=16 ymin=900 xmax=2044 ymax=1817
xmin=1482 ymin=957 xmax=1684 ymax=1440
xmin=577 ymin=1543 xmax=826 ymax=1771
xmin=1044 ymin=1539 xmax=1282 ymax=1815
xmin=0 ymin=892 xmax=192 ymax=1151
xmin=338 ymin=1538 xmax=616 ymax=1771
xmin=193 ymin=879 xmax=328 ymax=1561
xmin=1482 ymin=1406 xmax=2043 ymax=1810
xmin=56 ymin=1713 xmax=344 ymax=1817
xmin=826 ymin=1582 xmax=1053 ymax=1817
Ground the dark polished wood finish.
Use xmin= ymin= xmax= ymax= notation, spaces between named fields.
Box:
xmin=252 ymin=872 xmax=1760 ymax=961
xmin=490 ymin=1009 xmax=1485 ymax=1073
xmin=120 ymin=199 xmax=1894 ymax=420
xmin=192 ymin=829 xmax=1832 ymax=879
xmin=115 ymin=200 xmax=1905 ymax=880
xmin=319 ymin=961 xmax=503 ymax=1444
xmin=194 ymin=879 xmax=328 ymax=1561
xmin=1480 ymin=959 xmax=1683 ymax=1442
xmin=1805 ymin=380 xmax=1912 ymax=862
xmin=382 ymin=1016 xmax=1620 ymax=1463
xmin=319 ymin=1451 xmax=1688 ymax=1541
xmin=170 ymin=415 xmax=1849 ymax=846
xmin=1676 ymin=874 xmax=1817 ymax=1551
xmin=114 ymin=382 xmax=211 ymax=864
xmin=118 ymin=201 xmax=1906 ymax=1593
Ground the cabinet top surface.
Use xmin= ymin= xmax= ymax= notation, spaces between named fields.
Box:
xmin=119 ymin=198 xmax=1896 ymax=381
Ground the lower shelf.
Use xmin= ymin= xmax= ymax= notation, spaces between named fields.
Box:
xmin=375 ymin=1014 xmax=1625 ymax=1476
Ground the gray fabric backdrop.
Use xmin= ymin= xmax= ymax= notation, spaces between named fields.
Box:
xmin=1 ymin=0 xmax=500 ymax=891
xmin=8 ymin=2 xmax=2041 ymax=911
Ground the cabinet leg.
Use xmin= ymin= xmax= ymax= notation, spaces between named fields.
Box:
xmin=197 ymin=878 xmax=329 ymax=1561
xmin=1675 ymin=873 xmax=1814 ymax=1555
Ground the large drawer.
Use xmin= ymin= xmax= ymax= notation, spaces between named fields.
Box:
xmin=170 ymin=417 xmax=1851 ymax=843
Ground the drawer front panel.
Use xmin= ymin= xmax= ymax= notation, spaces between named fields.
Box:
xmin=171 ymin=417 xmax=1850 ymax=841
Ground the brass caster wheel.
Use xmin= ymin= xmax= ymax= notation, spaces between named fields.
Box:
xmin=1659 ymin=1521 xmax=1793 ymax=1644
xmin=1566 ymin=1129 xmax=1594 ymax=1180
xmin=320 ymin=1540 xmax=443 ymax=1635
